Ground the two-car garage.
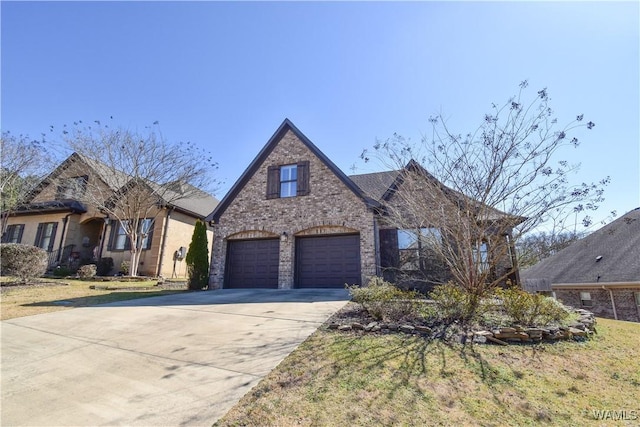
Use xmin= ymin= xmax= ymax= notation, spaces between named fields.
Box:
xmin=225 ymin=234 xmax=361 ymax=289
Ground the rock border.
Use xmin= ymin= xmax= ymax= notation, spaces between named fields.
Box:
xmin=326 ymin=308 xmax=597 ymax=345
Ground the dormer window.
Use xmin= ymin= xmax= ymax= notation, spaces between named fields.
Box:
xmin=266 ymin=161 xmax=310 ymax=199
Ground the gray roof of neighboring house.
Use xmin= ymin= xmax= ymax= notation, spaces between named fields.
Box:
xmin=154 ymin=181 xmax=218 ymax=218
xmin=521 ymin=207 xmax=640 ymax=287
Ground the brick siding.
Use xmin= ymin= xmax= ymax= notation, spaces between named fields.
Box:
xmin=554 ymin=288 xmax=640 ymax=322
xmin=209 ymin=130 xmax=377 ymax=289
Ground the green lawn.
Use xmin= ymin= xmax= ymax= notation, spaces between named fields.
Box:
xmin=216 ymin=318 xmax=640 ymax=426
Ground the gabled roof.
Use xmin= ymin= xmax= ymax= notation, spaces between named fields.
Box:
xmin=24 ymin=152 xmax=217 ymax=219
xmin=349 ymin=159 xmax=519 ymax=224
xmin=25 ymin=152 xmax=130 ymax=202
xmin=348 ymin=170 xmax=400 ymax=202
xmin=521 ymin=207 xmax=640 ymax=286
xmin=207 ymin=119 xmax=379 ymax=223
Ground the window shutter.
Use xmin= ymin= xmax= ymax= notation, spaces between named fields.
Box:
xmin=16 ymin=225 xmax=24 ymax=243
xmin=379 ymin=228 xmax=400 ymax=269
xmin=297 ymin=161 xmax=310 ymax=196
xmin=35 ymin=223 xmax=44 ymax=247
xmin=266 ymin=166 xmax=280 ymax=199
xmin=107 ymin=224 xmax=115 ymax=251
xmin=47 ymin=223 xmax=58 ymax=252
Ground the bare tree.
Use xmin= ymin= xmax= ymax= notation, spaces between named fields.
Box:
xmin=0 ymin=132 xmax=50 ymax=234
xmin=62 ymin=121 xmax=217 ymax=276
xmin=516 ymin=230 xmax=585 ymax=269
xmin=365 ymin=81 xmax=608 ymax=308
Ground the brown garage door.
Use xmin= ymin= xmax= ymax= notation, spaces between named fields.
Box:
xmin=295 ymin=234 xmax=361 ymax=288
xmin=225 ymin=239 xmax=279 ymax=288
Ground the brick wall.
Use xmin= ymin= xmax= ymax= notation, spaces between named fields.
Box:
xmin=210 ymin=129 xmax=377 ymax=289
xmin=554 ymin=288 xmax=640 ymax=322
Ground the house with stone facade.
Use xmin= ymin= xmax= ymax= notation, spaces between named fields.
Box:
xmin=2 ymin=153 xmax=217 ymax=278
xmin=522 ymin=207 xmax=640 ymax=322
xmin=206 ymin=119 xmax=519 ymax=291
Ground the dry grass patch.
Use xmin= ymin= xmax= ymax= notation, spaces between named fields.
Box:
xmin=216 ymin=318 xmax=640 ymax=426
xmin=1 ymin=278 xmax=186 ymax=320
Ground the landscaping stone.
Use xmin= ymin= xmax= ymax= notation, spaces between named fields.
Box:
xmin=472 ymin=334 xmax=487 ymax=344
xmin=399 ymin=324 xmax=415 ymax=333
xmin=415 ymin=325 xmax=432 ymax=334
xmin=364 ymin=322 xmax=378 ymax=331
xmin=328 ymin=302 xmax=596 ymax=346
xmin=568 ymin=327 xmax=587 ymax=337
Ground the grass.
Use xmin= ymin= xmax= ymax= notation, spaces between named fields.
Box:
xmin=1 ymin=277 xmax=186 ymax=320
xmin=216 ymin=318 xmax=640 ymax=426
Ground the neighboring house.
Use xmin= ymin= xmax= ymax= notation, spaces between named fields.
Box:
xmin=521 ymin=208 xmax=640 ymax=322
xmin=206 ymin=119 xmax=519 ymax=290
xmin=1 ymin=153 xmax=218 ymax=278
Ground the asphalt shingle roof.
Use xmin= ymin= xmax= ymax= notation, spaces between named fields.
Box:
xmin=27 ymin=153 xmax=218 ymax=219
xmin=348 ymin=170 xmax=400 ymax=201
xmin=521 ymin=207 xmax=640 ymax=286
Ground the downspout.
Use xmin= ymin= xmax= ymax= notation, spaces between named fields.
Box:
xmin=373 ymin=217 xmax=381 ymax=277
xmin=97 ymin=217 xmax=109 ymax=261
xmin=603 ymin=285 xmax=618 ymax=320
xmin=208 ymin=220 xmax=216 ymax=290
xmin=56 ymin=213 xmax=73 ymax=262
xmin=156 ymin=207 xmax=173 ymax=277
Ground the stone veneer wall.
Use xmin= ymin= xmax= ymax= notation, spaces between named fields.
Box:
xmin=209 ymin=130 xmax=377 ymax=289
xmin=554 ymin=288 xmax=640 ymax=323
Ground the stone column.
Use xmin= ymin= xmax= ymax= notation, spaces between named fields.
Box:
xmin=278 ymin=233 xmax=294 ymax=289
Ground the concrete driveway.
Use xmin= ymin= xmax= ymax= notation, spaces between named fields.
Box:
xmin=1 ymin=288 xmax=349 ymax=426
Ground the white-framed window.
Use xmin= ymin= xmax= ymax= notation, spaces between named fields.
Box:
xmin=35 ymin=222 xmax=58 ymax=252
xmin=634 ymin=292 xmax=640 ymax=307
xmin=280 ymin=164 xmax=297 ymax=198
xmin=113 ymin=221 xmax=129 ymax=250
xmin=580 ymin=291 xmax=592 ymax=307
xmin=266 ymin=161 xmax=309 ymax=199
xmin=139 ymin=218 xmax=153 ymax=250
xmin=397 ymin=227 xmax=442 ymax=269
xmin=473 ymin=241 xmax=490 ymax=272
xmin=1 ymin=224 xmax=24 ymax=243
xmin=398 ymin=227 xmax=441 ymax=250
xmin=110 ymin=219 xmax=154 ymax=251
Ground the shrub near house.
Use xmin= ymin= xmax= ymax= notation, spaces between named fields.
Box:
xmin=0 ymin=243 xmax=48 ymax=283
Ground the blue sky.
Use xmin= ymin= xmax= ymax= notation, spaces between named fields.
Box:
xmin=2 ymin=1 xmax=638 ymax=232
